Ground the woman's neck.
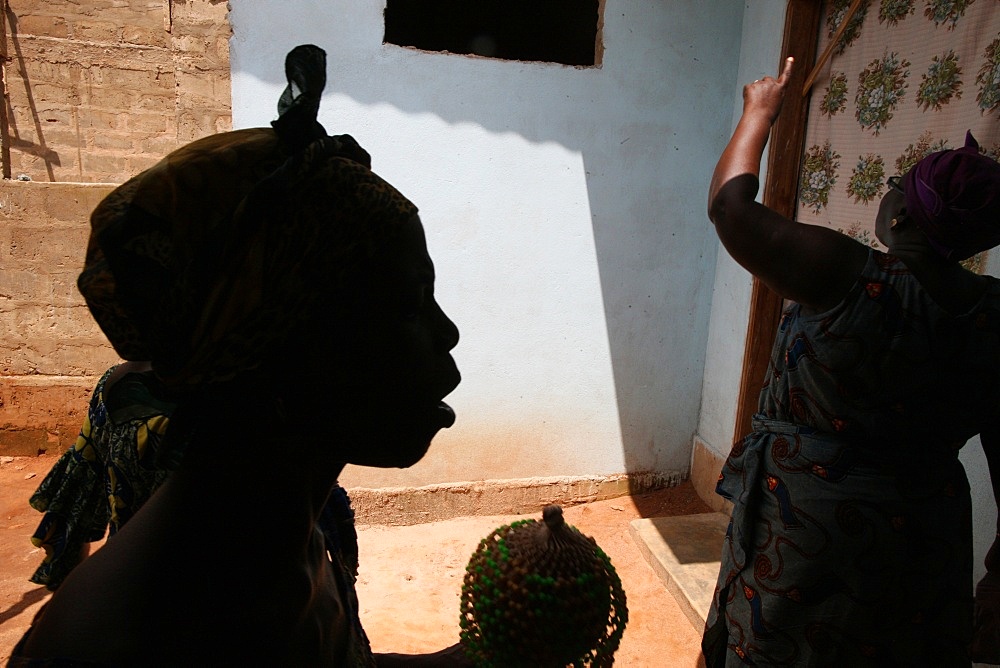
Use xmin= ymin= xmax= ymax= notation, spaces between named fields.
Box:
xmin=890 ymin=245 xmax=987 ymax=315
xmin=174 ymin=438 xmax=347 ymax=536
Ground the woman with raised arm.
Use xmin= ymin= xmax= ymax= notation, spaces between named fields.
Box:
xmin=702 ymin=57 xmax=1000 ymax=666
xmin=9 ymin=45 xmax=467 ymax=667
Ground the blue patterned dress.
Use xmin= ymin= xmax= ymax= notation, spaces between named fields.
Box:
xmin=703 ymin=250 xmax=1000 ymax=666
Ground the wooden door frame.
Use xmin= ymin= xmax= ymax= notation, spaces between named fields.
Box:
xmin=732 ymin=0 xmax=824 ymax=439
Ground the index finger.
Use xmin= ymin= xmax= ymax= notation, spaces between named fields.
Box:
xmin=776 ymin=56 xmax=794 ymax=86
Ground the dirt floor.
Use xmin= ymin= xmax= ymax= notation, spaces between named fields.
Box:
xmin=0 ymin=455 xmax=711 ymax=666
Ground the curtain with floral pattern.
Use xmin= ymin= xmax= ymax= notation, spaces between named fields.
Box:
xmin=798 ymin=0 xmax=1000 ymax=273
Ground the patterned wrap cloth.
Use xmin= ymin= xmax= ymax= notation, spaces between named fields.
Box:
xmin=77 ymin=129 xmax=412 ymax=388
xmin=703 ymin=249 xmax=1000 ymax=666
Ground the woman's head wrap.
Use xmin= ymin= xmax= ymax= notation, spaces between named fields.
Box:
xmin=901 ymin=131 xmax=1000 ymax=262
xmin=77 ymin=44 xmax=417 ymax=394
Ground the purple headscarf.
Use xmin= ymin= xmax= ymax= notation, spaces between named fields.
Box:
xmin=902 ymin=131 xmax=1000 ymax=262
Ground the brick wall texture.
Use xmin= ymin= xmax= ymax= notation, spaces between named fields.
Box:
xmin=5 ymin=0 xmax=232 ymax=184
xmin=1 ymin=1 xmax=232 ymax=454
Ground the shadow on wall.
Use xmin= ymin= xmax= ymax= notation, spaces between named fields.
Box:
xmin=230 ymin=2 xmax=744 ymax=500
xmin=5 ymin=8 xmax=61 ymax=181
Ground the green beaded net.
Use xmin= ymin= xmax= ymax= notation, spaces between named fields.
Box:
xmin=459 ymin=504 xmax=628 ymax=667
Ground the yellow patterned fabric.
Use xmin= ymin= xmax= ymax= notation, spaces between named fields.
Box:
xmin=28 ymin=366 xmax=173 ymax=589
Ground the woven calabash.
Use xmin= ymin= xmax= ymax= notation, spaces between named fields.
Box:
xmin=459 ymin=504 xmax=628 ymax=667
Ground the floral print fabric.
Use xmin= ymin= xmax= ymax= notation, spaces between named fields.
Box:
xmin=800 ymin=0 xmax=1000 ymax=273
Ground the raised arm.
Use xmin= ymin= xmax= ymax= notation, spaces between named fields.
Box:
xmin=708 ymin=57 xmax=867 ymax=312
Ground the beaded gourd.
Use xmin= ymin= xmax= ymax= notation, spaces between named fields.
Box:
xmin=459 ymin=504 xmax=628 ymax=667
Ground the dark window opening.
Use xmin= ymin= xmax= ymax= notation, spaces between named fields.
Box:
xmin=384 ymin=0 xmax=601 ymax=67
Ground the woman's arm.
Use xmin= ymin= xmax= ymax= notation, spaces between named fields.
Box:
xmin=708 ymin=57 xmax=868 ymax=312
xmin=375 ymin=644 xmax=473 ymax=667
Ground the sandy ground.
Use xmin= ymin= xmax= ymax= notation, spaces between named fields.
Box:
xmin=0 ymin=454 xmax=710 ymax=666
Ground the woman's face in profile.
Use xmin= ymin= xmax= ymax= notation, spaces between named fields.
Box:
xmin=318 ymin=217 xmax=462 ymax=468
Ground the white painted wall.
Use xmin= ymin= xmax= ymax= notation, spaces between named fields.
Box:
xmin=229 ymin=0 xmax=998 ymax=587
xmin=697 ymin=0 xmax=786 ymax=460
xmin=229 ymin=0 xmax=745 ymax=488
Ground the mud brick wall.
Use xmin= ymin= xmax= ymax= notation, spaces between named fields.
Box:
xmin=4 ymin=0 xmax=232 ymax=183
xmin=0 ymin=181 xmax=118 ymax=454
xmin=1 ymin=2 xmax=232 ymax=455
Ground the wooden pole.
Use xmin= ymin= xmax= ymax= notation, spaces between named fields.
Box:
xmin=801 ymin=0 xmax=862 ymax=97
xmin=733 ymin=0 xmax=822 ymax=441
xmin=0 ymin=0 xmax=11 ymax=179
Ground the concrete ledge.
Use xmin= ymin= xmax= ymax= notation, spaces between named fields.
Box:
xmin=690 ymin=436 xmax=733 ymax=515
xmin=349 ymin=470 xmax=684 ymax=526
xmin=0 ymin=376 xmax=103 ymax=456
xmin=629 ymin=512 xmax=729 ymax=630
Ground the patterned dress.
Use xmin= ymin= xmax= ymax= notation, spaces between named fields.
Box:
xmin=29 ymin=365 xmax=172 ymax=589
xmin=703 ymin=250 xmax=1000 ymax=666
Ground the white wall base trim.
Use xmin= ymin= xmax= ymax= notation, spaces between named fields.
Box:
xmin=348 ymin=470 xmax=684 ymax=526
xmin=690 ymin=436 xmax=734 ymax=515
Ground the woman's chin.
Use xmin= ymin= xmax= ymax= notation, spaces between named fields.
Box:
xmin=337 ymin=401 xmax=455 ymax=468
xmin=350 ymin=436 xmax=433 ymax=468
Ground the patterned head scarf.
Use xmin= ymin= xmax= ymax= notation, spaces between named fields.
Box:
xmin=77 ymin=45 xmax=417 ymax=434
xmin=902 ymin=131 xmax=1000 ymax=262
